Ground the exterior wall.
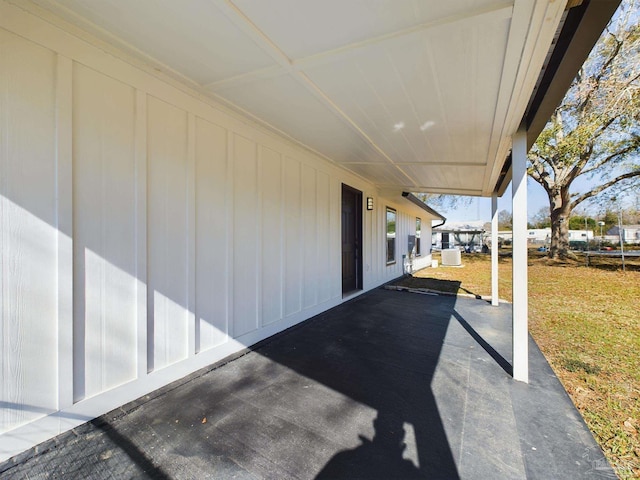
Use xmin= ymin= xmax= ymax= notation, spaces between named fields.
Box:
xmin=527 ymin=229 xmax=594 ymax=243
xmin=527 ymin=229 xmax=551 ymax=242
xmin=0 ymin=5 xmax=435 ymax=461
xmin=374 ymin=206 xmax=435 ymax=277
xmin=568 ymin=230 xmax=594 ymax=241
xmin=607 ymin=226 xmax=640 ymax=244
xmin=432 ymin=231 xmax=484 ymax=250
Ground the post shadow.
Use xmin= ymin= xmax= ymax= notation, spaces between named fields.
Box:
xmin=451 ymin=311 xmax=513 ymax=376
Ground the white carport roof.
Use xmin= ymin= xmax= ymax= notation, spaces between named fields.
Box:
xmin=23 ymin=0 xmax=619 ymax=197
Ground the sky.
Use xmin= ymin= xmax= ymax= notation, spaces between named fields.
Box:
xmin=435 ymin=182 xmax=546 ymax=223
xmin=435 ymin=176 xmax=624 ymax=223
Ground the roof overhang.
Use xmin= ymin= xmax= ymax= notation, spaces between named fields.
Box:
xmin=401 ymin=192 xmax=446 ymax=224
xmin=494 ymin=0 xmax=622 ymax=195
xmin=18 ymin=0 xmax=620 ymax=198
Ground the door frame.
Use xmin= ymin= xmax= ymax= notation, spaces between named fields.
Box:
xmin=341 ymin=183 xmax=363 ymax=295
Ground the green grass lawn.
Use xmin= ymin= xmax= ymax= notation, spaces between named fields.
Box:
xmin=398 ymin=252 xmax=640 ymax=479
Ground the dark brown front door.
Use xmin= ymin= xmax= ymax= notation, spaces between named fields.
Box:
xmin=342 ymin=184 xmax=362 ymax=295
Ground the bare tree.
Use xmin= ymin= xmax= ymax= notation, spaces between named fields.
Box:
xmin=529 ymin=207 xmax=551 ymax=229
xmin=498 ymin=210 xmax=513 ymax=230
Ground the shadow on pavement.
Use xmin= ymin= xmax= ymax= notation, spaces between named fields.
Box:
xmin=257 ymin=286 xmax=463 ymax=479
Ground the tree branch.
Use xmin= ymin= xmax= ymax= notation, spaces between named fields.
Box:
xmin=570 ymin=169 xmax=640 ymax=209
xmin=578 ymin=31 xmax=622 ymax=114
xmin=528 ymin=156 xmax=553 ymax=191
xmin=579 ymin=138 xmax=640 ymax=176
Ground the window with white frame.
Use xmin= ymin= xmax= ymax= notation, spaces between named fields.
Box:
xmin=416 ymin=217 xmax=421 ymax=256
xmin=386 ymin=207 xmax=396 ymax=264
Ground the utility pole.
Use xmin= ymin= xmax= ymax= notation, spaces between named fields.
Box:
xmin=612 ymin=197 xmax=626 ymax=272
xmin=618 ymin=209 xmax=626 ymax=272
xmin=598 ymin=221 xmax=604 ymax=250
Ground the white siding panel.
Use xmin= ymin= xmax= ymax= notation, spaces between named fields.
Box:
xmin=316 ymin=172 xmax=331 ymax=303
xmin=284 ymin=157 xmax=302 ymax=316
xmin=260 ymin=147 xmax=283 ymax=326
xmin=195 ymin=117 xmax=228 ymax=351
xmin=147 ymin=96 xmax=189 ymax=371
xmin=0 ymin=31 xmax=58 ymax=432
xmin=72 ymin=64 xmax=137 ymax=400
xmin=232 ymin=134 xmax=258 ymax=337
xmin=302 ymin=165 xmax=317 ymax=309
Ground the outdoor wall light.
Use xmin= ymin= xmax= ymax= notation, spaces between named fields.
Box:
xmin=367 ymin=197 xmax=374 ymax=210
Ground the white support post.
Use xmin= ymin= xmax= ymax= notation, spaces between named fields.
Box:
xmin=512 ymin=127 xmax=528 ymax=383
xmin=491 ymin=194 xmax=499 ymax=306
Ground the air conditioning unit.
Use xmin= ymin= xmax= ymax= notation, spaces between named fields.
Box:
xmin=441 ymin=248 xmax=461 ymax=266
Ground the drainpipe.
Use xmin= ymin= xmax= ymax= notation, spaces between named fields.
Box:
xmin=432 ymin=218 xmax=446 ymax=229
xmin=401 ymin=191 xmax=446 ymax=227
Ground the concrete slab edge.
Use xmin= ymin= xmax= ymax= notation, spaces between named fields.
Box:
xmin=383 ymin=284 xmax=510 ymax=304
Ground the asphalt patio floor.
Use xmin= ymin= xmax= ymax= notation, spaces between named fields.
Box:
xmin=0 ymin=288 xmax=614 ymax=479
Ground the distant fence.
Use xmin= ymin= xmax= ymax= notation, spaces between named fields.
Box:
xmin=584 ymin=251 xmax=640 ymax=271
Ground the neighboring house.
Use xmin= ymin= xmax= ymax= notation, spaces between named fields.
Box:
xmin=497 ymin=230 xmax=514 ymax=244
xmin=569 ymin=230 xmax=595 ymax=242
xmin=433 ymin=221 xmax=486 ymax=250
xmin=0 ymin=0 xmax=618 ymax=462
xmin=526 ymin=229 xmax=594 ymax=244
xmin=527 ymin=228 xmax=550 ymax=243
xmin=607 ymin=225 xmax=640 ymax=244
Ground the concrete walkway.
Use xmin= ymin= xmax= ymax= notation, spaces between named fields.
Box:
xmin=0 ymin=289 xmax=614 ymax=479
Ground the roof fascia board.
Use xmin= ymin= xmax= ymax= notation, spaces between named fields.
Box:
xmin=401 ymin=192 xmax=446 ymax=222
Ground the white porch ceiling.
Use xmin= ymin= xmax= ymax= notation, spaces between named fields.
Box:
xmin=26 ymin=0 xmax=570 ymax=196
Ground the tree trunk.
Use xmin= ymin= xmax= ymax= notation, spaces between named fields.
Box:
xmin=549 ymin=189 xmax=572 ymax=259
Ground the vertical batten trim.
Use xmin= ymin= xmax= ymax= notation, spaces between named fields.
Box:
xmin=134 ymin=90 xmax=148 ymax=378
xmin=256 ymin=144 xmax=263 ymax=328
xmin=310 ymin=167 xmax=318 ymax=306
xmin=296 ymin=162 xmax=303 ymax=309
xmin=222 ymin=128 xmax=230 ymax=342
xmin=55 ymin=54 xmax=74 ymax=411
xmin=316 ymin=175 xmax=321 ymax=297
xmin=145 ymin=93 xmax=155 ymax=374
xmin=187 ymin=113 xmax=196 ymax=356
xmin=226 ymin=131 xmax=235 ymax=338
xmin=279 ymin=152 xmax=285 ymax=323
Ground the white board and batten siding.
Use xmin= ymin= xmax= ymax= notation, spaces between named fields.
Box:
xmin=0 ymin=3 xmax=434 ymax=462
